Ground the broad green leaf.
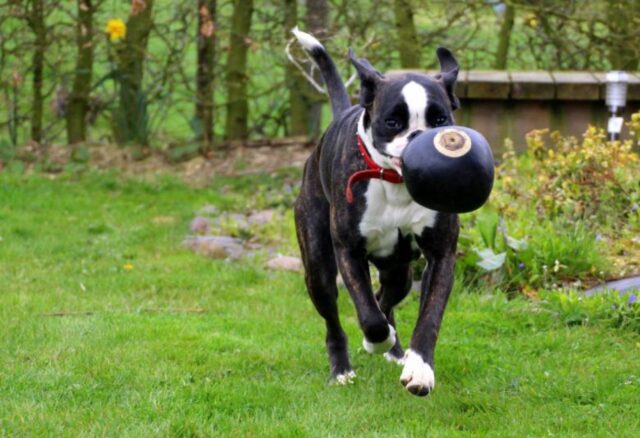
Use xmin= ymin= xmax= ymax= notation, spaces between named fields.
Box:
xmin=506 ymin=235 xmax=528 ymax=251
xmin=475 ymin=248 xmax=507 ymax=271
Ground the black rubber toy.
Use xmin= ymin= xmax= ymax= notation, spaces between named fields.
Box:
xmin=401 ymin=126 xmax=494 ymax=213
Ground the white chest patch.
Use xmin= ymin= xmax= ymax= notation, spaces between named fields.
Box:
xmin=359 ymin=180 xmax=438 ymax=257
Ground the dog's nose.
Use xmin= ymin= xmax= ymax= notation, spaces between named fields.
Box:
xmin=407 ymin=130 xmax=423 ymax=141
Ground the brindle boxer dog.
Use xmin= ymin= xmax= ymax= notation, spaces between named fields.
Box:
xmin=292 ymin=27 xmax=460 ymax=396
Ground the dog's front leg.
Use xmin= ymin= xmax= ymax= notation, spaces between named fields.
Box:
xmin=402 ymin=215 xmax=459 ymax=396
xmin=333 ymin=245 xmax=396 ymax=354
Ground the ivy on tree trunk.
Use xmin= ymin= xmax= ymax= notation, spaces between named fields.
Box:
xmin=305 ymin=0 xmax=328 ymax=139
xmin=284 ymin=0 xmax=309 ymax=137
xmin=115 ymin=0 xmax=155 ymax=146
xmin=195 ymin=0 xmax=217 ymax=151
xmin=28 ymin=0 xmax=46 ymax=143
xmin=607 ymin=0 xmax=640 ymax=71
xmin=67 ymin=0 xmax=95 ymax=144
xmin=393 ymin=0 xmax=420 ymax=69
xmin=494 ymin=2 xmax=515 ymax=70
xmin=224 ymin=0 xmax=254 ymax=141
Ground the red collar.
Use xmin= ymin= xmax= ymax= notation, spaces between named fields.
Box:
xmin=345 ymin=135 xmax=404 ymax=203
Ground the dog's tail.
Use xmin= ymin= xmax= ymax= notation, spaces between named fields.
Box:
xmin=291 ymin=27 xmax=351 ymax=119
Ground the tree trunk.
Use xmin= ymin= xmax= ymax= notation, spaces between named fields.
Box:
xmin=494 ymin=2 xmax=515 ymax=70
xmin=224 ymin=0 xmax=254 ymax=140
xmin=284 ymin=0 xmax=308 ymax=136
xmin=29 ymin=0 xmax=46 ymax=143
xmin=115 ymin=0 xmax=154 ymax=146
xmin=393 ymin=0 xmax=420 ymax=68
xmin=67 ymin=0 xmax=94 ymax=144
xmin=305 ymin=0 xmax=328 ymax=139
xmin=607 ymin=0 xmax=640 ymax=71
xmin=195 ymin=0 xmax=216 ymax=151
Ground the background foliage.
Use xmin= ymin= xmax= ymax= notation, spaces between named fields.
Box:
xmin=1 ymin=0 xmax=639 ymax=156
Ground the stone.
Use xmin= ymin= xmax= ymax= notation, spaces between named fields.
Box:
xmin=247 ymin=209 xmax=275 ymax=226
xmin=265 ymin=255 xmax=302 ymax=272
xmin=183 ymin=235 xmax=245 ymax=259
xmin=190 ymin=217 xmax=211 ymax=235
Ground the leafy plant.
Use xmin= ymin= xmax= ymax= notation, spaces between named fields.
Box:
xmin=540 ymin=289 xmax=640 ymax=333
xmin=475 ymin=116 xmax=640 ymax=293
xmin=458 ymin=207 xmax=607 ymax=295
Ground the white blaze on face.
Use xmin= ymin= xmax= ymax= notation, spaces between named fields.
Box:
xmin=383 ymin=81 xmax=428 ymax=173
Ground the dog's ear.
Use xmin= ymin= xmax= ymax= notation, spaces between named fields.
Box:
xmin=435 ymin=47 xmax=460 ymax=110
xmin=349 ymin=48 xmax=383 ymax=109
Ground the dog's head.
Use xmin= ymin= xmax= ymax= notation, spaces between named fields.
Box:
xmin=351 ymin=48 xmax=460 ymax=174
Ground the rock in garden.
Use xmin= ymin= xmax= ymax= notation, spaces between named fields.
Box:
xmin=190 ymin=216 xmax=211 ymax=235
xmin=265 ymin=255 xmax=302 ymax=272
xmin=247 ymin=209 xmax=274 ymax=225
xmin=183 ymin=235 xmax=245 ymax=259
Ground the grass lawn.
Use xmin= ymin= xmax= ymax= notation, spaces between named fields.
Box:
xmin=1 ymin=170 xmax=639 ymax=436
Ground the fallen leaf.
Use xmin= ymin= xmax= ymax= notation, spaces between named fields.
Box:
xmin=152 ymin=215 xmax=176 ymax=225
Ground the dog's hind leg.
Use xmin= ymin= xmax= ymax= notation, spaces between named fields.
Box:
xmin=376 ymin=264 xmax=412 ymax=365
xmin=295 ymin=190 xmax=353 ymax=384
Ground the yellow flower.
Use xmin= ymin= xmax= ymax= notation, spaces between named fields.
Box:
xmin=106 ymin=18 xmax=126 ymax=42
xmin=123 ymin=262 xmax=134 ymax=270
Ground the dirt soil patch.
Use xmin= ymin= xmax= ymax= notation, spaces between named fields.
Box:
xmin=11 ymin=140 xmax=313 ymax=186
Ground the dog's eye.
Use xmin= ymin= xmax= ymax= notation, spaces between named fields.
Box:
xmin=385 ymin=119 xmax=400 ymax=129
xmin=434 ymin=116 xmax=448 ymax=126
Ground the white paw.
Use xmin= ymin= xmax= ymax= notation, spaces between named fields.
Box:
xmin=334 ymin=370 xmax=356 ymax=385
xmin=400 ymin=350 xmax=435 ymax=396
xmin=384 ymin=352 xmax=406 ymax=366
xmin=362 ymin=324 xmax=396 ymax=354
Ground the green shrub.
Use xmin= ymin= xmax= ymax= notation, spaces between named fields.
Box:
xmin=496 ymin=118 xmax=640 ymax=228
xmin=459 ymin=114 xmax=640 ymax=295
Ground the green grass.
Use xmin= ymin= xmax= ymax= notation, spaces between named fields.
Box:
xmin=1 ymin=170 xmax=640 ymax=436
